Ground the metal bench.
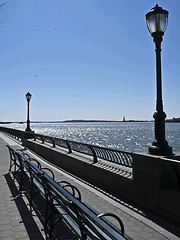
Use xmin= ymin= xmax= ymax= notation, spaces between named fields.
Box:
xmin=7 ymin=145 xmax=127 ymax=240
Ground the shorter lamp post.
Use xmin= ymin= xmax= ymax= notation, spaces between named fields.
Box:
xmin=25 ymin=92 xmax=32 ymax=132
xmin=146 ymin=4 xmax=172 ymax=156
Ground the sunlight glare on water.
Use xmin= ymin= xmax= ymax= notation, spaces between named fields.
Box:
xmin=2 ymin=122 xmax=180 ymax=153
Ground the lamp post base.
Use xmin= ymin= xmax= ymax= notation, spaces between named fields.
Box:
xmin=149 ymin=110 xmax=173 ymax=156
xmin=25 ymin=128 xmax=34 ymax=133
xmin=26 ymin=120 xmax=33 ymax=133
xmin=149 ymin=141 xmax=173 ymax=156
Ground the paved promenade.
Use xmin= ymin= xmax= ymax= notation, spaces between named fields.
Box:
xmin=0 ymin=132 xmax=180 ymax=240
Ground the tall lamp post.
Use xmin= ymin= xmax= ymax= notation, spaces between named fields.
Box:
xmin=146 ymin=4 xmax=172 ymax=156
xmin=25 ymin=92 xmax=32 ymax=132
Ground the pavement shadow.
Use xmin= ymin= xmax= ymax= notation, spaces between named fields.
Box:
xmin=64 ymin=168 xmax=180 ymax=238
xmin=4 ymin=173 xmax=44 ymax=240
xmin=105 ymin=189 xmax=180 ymax=238
xmin=4 ymin=172 xmax=78 ymax=240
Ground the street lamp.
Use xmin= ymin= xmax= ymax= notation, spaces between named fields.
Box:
xmin=146 ymin=4 xmax=172 ymax=156
xmin=25 ymin=92 xmax=32 ymax=132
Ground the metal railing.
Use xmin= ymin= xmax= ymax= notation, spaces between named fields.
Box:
xmin=7 ymin=145 xmax=127 ymax=240
xmin=0 ymin=126 xmax=24 ymax=140
xmin=30 ymin=132 xmax=133 ymax=167
xmin=0 ymin=126 xmax=133 ymax=167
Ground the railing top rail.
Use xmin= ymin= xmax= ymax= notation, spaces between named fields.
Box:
xmin=30 ymin=132 xmax=133 ymax=167
xmin=0 ymin=125 xmax=22 ymax=131
xmin=30 ymin=131 xmax=132 ymax=155
xmin=161 ymin=157 xmax=180 ymax=164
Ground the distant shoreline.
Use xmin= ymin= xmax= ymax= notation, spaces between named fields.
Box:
xmin=0 ymin=118 xmax=180 ymax=124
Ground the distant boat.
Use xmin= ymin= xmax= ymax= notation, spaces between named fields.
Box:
xmin=19 ymin=122 xmax=24 ymax=124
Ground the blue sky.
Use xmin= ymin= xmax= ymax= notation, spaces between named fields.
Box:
xmin=0 ymin=0 xmax=179 ymax=121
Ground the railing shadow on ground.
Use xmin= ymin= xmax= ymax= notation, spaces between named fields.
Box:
xmin=7 ymin=145 xmax=127 ymax=240
xmin=4 ymin=172 xmax=45 ymax=240
xmin=55 ymin=164 xmax=180 ymax=239
xmin=4 ymin=172 xmax=79 ymax=240
xmin=95 ymin=186 xmax=180 ymax=238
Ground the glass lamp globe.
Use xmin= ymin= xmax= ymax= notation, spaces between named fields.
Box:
xmin=146 ymin=4 xmax=168 ymax=36
xmin=26 ymin=92 xmax=32 ymax=102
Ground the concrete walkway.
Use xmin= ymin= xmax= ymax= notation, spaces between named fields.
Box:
xmin=0 ymin=132 xmax=180 ymax=240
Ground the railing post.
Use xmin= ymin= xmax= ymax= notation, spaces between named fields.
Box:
xmin=21 ymin=131 xmax=25 ymax=146
xmin=50 ymin=138 xmax=56 ymax=148
xmin=89 ymin=146 xmax=98 ymax=163
xmin=33 ymin=134 xmax=36 ymax=141
xmin=40 ymin=136 xmax=44 ymax=144
xmin=24 ymin=131 xmax=34 ymax=140
xmin=65 ymin=141 xmax=72 ymax=154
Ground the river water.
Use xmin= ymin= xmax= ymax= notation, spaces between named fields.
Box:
xmin=1 ymin=122 xmax=180 ymax=153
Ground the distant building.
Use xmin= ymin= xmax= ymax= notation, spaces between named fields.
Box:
xmin=166 ymin=117 xmax=180 ymax=122
xmin=123 ymin=116 xmax=126 ymax=122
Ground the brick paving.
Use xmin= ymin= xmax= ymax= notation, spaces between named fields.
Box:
xmin=0 ymin=132 xmax=180 ymax=240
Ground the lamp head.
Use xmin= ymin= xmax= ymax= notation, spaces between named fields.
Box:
xmin=26 ymin=92 xmax=32 ymax=102
xmin=146 ymin=4 xmax=168 ymax=37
